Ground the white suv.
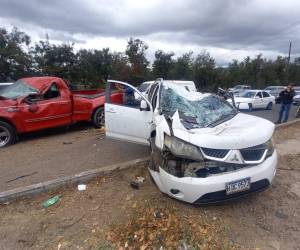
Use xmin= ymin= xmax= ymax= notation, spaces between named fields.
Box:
xmin=105 ymin=79 xmax=277 ymax=204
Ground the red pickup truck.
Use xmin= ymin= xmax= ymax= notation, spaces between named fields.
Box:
xmin=0 ymin=76 xmax=123 ymax=147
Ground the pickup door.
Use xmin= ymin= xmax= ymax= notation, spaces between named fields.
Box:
xmin=105 ymin=80 xmax=153 ymax=145
xmin=20 ymin=82 xmax=72 ymax=132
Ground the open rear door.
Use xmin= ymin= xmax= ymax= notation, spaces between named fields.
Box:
xmin=105 ymin=80 xmax=152 ymax=145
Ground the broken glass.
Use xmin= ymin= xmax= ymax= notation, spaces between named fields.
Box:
xmin=160 ymin=86 xmax=237 ymax=129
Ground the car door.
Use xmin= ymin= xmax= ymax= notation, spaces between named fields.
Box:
xmin=253 ymin=91 xmax=263 ymax=108
xmin=19 ymin=82 xmax=72 ymax=132
xmin=105 ymin=80 xmax=153 ymax=145
xmin=262 ymin=91 xmax=272 ymax=107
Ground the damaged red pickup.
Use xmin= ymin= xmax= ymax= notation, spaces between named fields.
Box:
xmin=0 ymin=76 xmax=123 ymax=147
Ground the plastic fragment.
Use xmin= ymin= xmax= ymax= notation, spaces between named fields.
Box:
xmin=42 ymin=195 xmax=60 ymax=208
xmin=78 ymin=184 xmax=86 ymax=191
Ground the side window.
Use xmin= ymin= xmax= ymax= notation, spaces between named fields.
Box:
xmin=262 ymin=91 xmax=269 ymax=97
xmin=256 ymin=92 xmax=262 ymax=98
xmin=43 ymin=83 xmax=60 ymax=99
xmin=109 ymin=82 xmax=142 ymax=109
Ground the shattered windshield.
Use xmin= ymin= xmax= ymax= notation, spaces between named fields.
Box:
xmin=160 ymin=86 xmax=238 ymax=129
xmin=0 ymin=80 xmax=38 ymax=99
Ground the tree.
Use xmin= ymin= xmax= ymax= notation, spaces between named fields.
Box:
xmin=125 ymin=38 xmax=149 ymax=84
xmin=32 ymin=41 xmax=78 ymax=81
xmin=192 ymin=51 xmax=216 ymax=90
xmin=152 ymin=50 xmax=174 ymax=79
xmin=0 ymin=27 xmax=32 ymax=81
xmin=171 ymin=52 xmax=193 ymax=80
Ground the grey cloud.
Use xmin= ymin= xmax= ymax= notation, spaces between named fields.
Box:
xmin=1 ymin=0 xmax=300 ymax=54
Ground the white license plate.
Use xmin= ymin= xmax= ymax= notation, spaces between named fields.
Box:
xmin=226 ymin=178 xmax=251 ymax=195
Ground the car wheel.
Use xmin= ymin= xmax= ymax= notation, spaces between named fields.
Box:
xmin=266 ymin=102 xmax=273 ymax=110
xmin=0 ymin=121 xmax=17 ymax=148
xmin=92 ymin=107 xmax=105 ymax=128
xmin=248 ymin=103 xmax=253 ymax=111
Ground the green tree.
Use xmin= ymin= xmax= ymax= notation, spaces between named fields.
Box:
xmin=0 ymin=27 xmax=32 ymax=81
xmin=152 ymin=50 xmax=174 ymax=79
xmin=125 ymin=38 xmax=149 ymax=84
xmin=171 ymin=52 xmax=193 ymax=80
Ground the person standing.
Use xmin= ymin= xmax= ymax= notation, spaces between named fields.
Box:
xmin=276 ymin=83 xmax=295 ymax=124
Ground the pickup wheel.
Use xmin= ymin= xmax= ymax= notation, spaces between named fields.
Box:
xmin=0 ymin=121 xmax=16 ymax=148
xmin=93 ymin=107 xmax=105 ymax=128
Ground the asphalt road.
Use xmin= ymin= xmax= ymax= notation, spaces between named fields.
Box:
xmin=0 ymin=104 xmax=298 ymax=192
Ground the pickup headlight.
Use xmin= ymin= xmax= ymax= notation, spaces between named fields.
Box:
xmin=164 ymin=134 xmax=204 ymax=161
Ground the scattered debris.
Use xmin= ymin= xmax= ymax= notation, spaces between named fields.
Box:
xmin=42 ymin=195 xmax=60 ymax=208
xmin=130 ymin=176 xmax=146 ymax=189
xmin=78 ymin=184 xmax=86 ymax=191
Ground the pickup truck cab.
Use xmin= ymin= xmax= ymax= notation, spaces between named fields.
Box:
xmin=0 ymin=77 xmax=123 ymax=147
xmin=105 ymin=79 xmax=277 ymax=204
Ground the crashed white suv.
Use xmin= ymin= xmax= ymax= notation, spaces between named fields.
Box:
xmin=105 ymin=79 xmax=277 ymax=204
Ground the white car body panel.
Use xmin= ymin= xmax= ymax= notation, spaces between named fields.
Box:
xmin=105 ymin=80 xmax=152 ymax=145
xmin=149 ymin=151 xmax=277 ymax=203
xmin=171 ymin=113 xmax=274 ymax=149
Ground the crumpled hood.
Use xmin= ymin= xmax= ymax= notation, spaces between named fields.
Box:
xmin=172 ymin=112 xmax=275 ymax=149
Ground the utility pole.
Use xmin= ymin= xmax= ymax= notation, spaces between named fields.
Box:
xmin=286 ymin=41 xmax=292 ymax=83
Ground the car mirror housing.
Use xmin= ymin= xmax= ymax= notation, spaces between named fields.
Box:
xmin=140 ymin=100 xmax=150 ymax=111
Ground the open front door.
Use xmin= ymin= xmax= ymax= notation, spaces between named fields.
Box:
xmin=105 ymin=80 xmax=152 ymax=145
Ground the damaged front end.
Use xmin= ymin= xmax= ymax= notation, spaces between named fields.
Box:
xmin=150 ymin=134 xmax=275 ymax=179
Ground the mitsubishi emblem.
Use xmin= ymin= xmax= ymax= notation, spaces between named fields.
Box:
xmin=230 ymin=153 xmax=239 ymax=162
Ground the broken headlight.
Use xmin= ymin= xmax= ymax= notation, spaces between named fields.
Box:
xmin=266 ymin=139 xmax=275 ymax=158
xmin=164 ymin=134 xmax=204 ymax=161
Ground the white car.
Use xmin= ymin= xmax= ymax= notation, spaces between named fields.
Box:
xmin=229 ymin=90 xmax=275 ymax=111
xmin=0 ymin=82 xmax=13 ymax=91
xmin=105 ymin=79 xmax=277 ymax=204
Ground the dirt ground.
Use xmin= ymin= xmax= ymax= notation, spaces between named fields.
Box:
xmin=0 ymin=124 xmax=300 ymax=250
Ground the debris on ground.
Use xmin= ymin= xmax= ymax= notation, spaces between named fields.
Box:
xmin=42 ymin=195 xmax=60 ymax=208
xmin=77 ymin=184 xmax=86 ymax=191
xmin=107 ymin=202 xmax=233 ymax=249
xmin=130 ymin=176 xmax=146 ymax=189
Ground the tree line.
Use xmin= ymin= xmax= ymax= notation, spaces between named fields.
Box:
xmin=1 ymin=27 xmax=300 ymax=90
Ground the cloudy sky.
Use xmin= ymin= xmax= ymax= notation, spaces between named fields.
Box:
xmin=1 ymin=0 xmax=299 ymax=65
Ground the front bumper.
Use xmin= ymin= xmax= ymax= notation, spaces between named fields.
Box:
xmin=149 ymin=150 xmax=277 ymax=204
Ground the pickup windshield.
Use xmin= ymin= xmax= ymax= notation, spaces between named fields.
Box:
xmin=160 ymin=86 xmax=237 ymax=128
xmin=0 ymin=80 xmax=38 ymax=99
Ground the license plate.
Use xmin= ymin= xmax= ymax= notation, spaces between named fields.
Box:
xmin=226 ymin=178 xmax=251 ymax=195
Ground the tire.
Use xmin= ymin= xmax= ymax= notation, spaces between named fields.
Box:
xmin=266 ymin=102 xmax=273 ymax=110
xmin=92 ymin=107 xmax=105 ymax=128
xmin=0 ymin=121 xmax=17 ymax=148
xmin=248 ymin=103 xmax=253 ymax=112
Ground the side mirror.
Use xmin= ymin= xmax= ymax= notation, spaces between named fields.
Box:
xmin=24 ymin=93 xmax=42 ymax=104
xmin=140 ymin=100 xmax=150 ymax=111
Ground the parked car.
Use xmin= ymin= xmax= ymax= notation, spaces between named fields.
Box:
xmin=0 ymin=82 xmax=13 ymax=91
xmin=105 ymin=79 xmax=277 ymax=204
xmin=293 ymin=90 xmax=300 ymax=105
xmin=228 ymin=90 xmax=275 ymax=111
xmin=0 ymin=77 xmax=122 ymax=147
xmin=228 ymin=84 xmax=251 ymax=92
xmin=264 ymin=86 xmax=285 ymax=103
